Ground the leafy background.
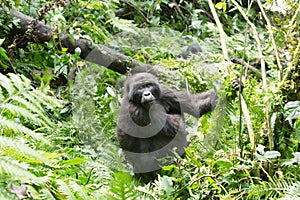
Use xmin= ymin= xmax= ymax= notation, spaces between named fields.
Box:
xmin=0 ymin=0 xmax=299 ymax=199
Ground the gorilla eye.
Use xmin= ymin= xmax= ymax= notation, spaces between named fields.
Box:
xmin=138 ymin=84 xmax=153 ymax=90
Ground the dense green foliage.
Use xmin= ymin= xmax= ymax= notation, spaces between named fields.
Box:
xmin=0 ymin=0 xmax=299 ymax=199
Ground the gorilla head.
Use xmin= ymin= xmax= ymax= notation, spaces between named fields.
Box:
xmin=125 ymin=73 xmax=161 ymax=110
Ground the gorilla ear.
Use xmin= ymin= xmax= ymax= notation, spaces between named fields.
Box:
xmin=124 ymin=79 xmax=133 ymax=99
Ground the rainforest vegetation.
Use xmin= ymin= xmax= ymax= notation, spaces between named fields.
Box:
xmin=0 ymin=0 xmax=299 ymax=199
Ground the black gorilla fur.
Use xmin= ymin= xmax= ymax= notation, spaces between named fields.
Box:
xmin=177 ymin=43 xmax=202 ymax=59
xmin=117 ymin=72 xmax=218 ymax=173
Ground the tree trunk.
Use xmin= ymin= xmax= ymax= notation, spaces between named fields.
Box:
xmin=6 ymin=8 xmax=162 ymax=75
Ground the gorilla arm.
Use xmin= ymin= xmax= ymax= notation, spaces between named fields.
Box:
xmin=159 ymin=85 xmax=218 ymax=118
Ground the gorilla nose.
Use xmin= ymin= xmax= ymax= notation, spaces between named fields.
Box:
xmin=143 ymin=91 xmax=151 ymax=96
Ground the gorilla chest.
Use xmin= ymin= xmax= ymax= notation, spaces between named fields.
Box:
xmin=131 ymin=112 xmax=186 ymax=153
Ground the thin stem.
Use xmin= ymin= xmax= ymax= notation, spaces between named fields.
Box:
xmin=256 ymin=0 xmax=283 ymax=80
xmin=207 ymin=0 xmax=255 ymax=151
xmin=230 ymin=0 xmax=273 ymax=150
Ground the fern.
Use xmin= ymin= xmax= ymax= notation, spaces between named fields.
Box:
xmin=0 ymin=72 xmax=62 ymax=139
xmin=0 ymin=136 xmax=48 ymax=163
xmin=69 ymin=181 xmax=89 ymax=200
xmin=54 ymin=179 xmax=91 ymax=200
xmin=56 ymin=179 xmax=77 ymax=200
xmin=39 ymin=188 xmax=57 ymax=200
xmin=247 ymin=178 xmax=300 ymax=199
xmin=0 ymin=73 xmax=63 ymax=197
xmin=280 ymin=182 xmax=300 ymax=200
xmin=108 ymin=172 xmax=137 ymax=200
xmin=0 ymin=116 xmax=47 ymax=142
xmin=1 ymin=103 xmax=46 ymax=126
xmin=0 ymin=156 xmax=48 ymax=184
xmin=10 ymin=95 xmax=52 ymax=126
xmin=0 ymin=73 xmax=15 ymax=96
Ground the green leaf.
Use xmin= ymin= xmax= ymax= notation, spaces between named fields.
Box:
xmin=69 ymin=181 xmax=89 ymax=200
xmin=161 ymin=175 xmax=174 ymax=195
xmin=215 ymin=2 xmax=226 ymax=10
xmin=0 ymin=39 xmax=5 ymax=46
xmin=264 ymin=151 xmax=281 ymax=159
xmin=110 ymin=18 xmax=137 ymax=34
xmin=56 ymin=179 xmax=77 ymax=200
xmin=0 ymin=136 xmax=48 ymax=163
xmin=106 ymin=87 xmax=116 ymax=97
xmin=109 ymin=172 xmax=136 ymax=200
xmin=214 ymin=160 xmax=232 ymax=168
xmin=284 ymin=101 xmax=300 ymax=121
xmin=62 ymin=158 xmax=88 ymax=166
xmin=0 ymin=60 xmax=9 ymax=69
xmin=0 ymin=156 xmax=48 ymax=184
xmin=0 ymin=48 xmax=9 ymax=61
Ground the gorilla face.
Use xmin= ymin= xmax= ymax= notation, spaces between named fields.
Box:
xmin=125 ymin=73 xmax=161 ymax=109
xmin=131 ymin=84 xmax=160 ymax=109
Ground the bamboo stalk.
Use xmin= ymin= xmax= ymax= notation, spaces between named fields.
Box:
xmin=256 ymin=0 xmax=283 ymax=80
xmin=230 ymin=0 xmax=273 ymax=150
xmin=207 ymin=0 xmax=255 ymax=150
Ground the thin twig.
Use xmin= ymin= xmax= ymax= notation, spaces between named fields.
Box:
xmin=171 ymin=0 xmax=188 ymax=22
xmin=231 ymin=57 xmax=262 ymax=76
xmin=256 ymin=0 xmax=283 ymax=80
xmin=207 ymin=0 xmax=229 ymax=61
xmin=120 ymin=0 xmax=150 ymax=24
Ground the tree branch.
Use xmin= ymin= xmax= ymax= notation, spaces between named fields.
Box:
xmin=6 ymin=8 xmax=159 ymax=75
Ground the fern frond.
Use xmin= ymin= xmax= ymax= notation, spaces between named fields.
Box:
xmin=0 ymin=116 xmax=47 ymax=142
xmin=10 ymin=95 xmax=52 ymax=126
xmin=0 ymin=73 xmax=15 ymax=96
xmin=0 ymin=72 xmax=62 ymax=139
xmin=70 ymin=181 xmax=89 ymax=200
xmin=8 ymin=73 xmax=31 ymax=92
xmin=109 ymin=172 xmax=137 ymax=200
xmin=31 ymin=90 xmax=62 ymax=109
xmin=56 ymin=179 xmax=77 ymax=200
xmin=0 ymin=156 xmax=48 ymax=184
xmin=0 ymin=136 xmax=48 ymax=163
xmin=1 ymin=103 xmax=46 ymax=126
xmin=21 ymin=92 xmax=45 ymax=112
xmin=280 ymin=182 xmax=300 ymax=200
xmin=247 ymin=178 xmax=300 ymax=199
xmin=40 ymin=188 xmax=57 ymax=200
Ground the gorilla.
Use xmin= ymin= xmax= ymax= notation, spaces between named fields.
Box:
xmin=177 ymin=43 xmax=202 ymax=59
xmin=116 ymin=72 xmax=218 ymax=173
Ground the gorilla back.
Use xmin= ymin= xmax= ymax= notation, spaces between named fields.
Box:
xmin=117 ymin=73 xmax=218 ymax=173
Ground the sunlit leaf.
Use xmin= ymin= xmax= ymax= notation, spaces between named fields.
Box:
xmin=284 ymin=101 xmax=300 ymax=121
xmin=0 ymin=48 xmax=9 ymax=62
xmin=161 ymin=176 xmax=174 ymax=195
xmin=62 ymin=158 xmax=88 ymax=166
xmin=214 ymin=160 xmax=232 ymax=168
xmin=106 ymin=87 xmax=116 ymax=97
xmin=264 ymin=151 xmax=281 ymax=159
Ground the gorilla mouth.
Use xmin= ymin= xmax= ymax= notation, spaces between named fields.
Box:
xmin=142 ymin=99 xmax=156 ymax=110
xmin=141 ymin=96 xmax=155 ymax=105
xmin=143 ymin=100 xmax=154 ymax=107
xmin=145 ymin=99 xmax=154 ymax=104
